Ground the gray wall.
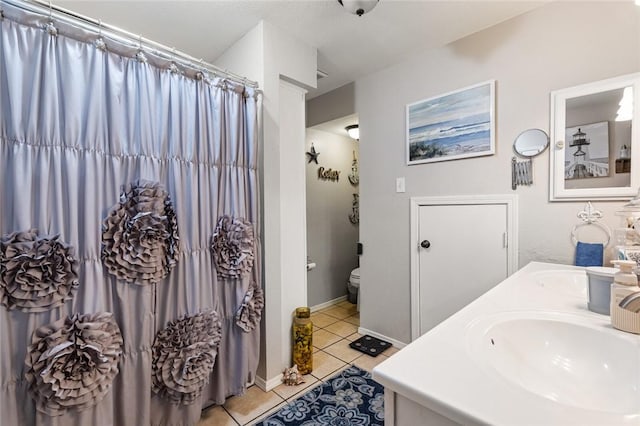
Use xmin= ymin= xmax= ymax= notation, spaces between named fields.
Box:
xmin=306 ymin=128 xmax=359 ymax=307
xmin=356 ymin=2 xmax=640 ymax=343
xmin=306 ymin=83 xmax=356 ymax=128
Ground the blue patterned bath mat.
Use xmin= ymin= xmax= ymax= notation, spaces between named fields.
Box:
xmin=256 ymin=365 xmax=384 ymax=425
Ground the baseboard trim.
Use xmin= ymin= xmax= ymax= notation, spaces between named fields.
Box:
xmin=310 ymin=295 xmax=347 ymax=312
xmin=255 ymin=374 xmax=282 ymax=392
xmin=357 ymin=326 xmax=407 ymax=349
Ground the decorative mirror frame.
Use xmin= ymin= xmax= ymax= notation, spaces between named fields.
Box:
xmin=550 ymin=72 xmax=640 ymax=201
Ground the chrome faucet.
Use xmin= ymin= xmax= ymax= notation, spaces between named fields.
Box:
xmin=619 ymin=291 xmax=640 ymax=313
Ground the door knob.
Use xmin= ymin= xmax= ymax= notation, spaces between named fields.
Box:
xmin=420 ymin=240 xmax=431 ymax=249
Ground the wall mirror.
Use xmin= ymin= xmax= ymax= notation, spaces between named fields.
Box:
xmin=512 ymin=129 xmax=549 ymax=190
xmin=514 ymin=128 xmax=549 ymax=157
xmin=550 ymin=73 xmax=640 ymax=201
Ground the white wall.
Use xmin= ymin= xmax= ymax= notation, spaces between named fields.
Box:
xmin=306 ymin=128 xmax=359 ymax=307
xmin=215 ymin=21 xmax=317 ymax=389
xmin=356 ymin=2 xmax=640 ymax=344
xmin=278 ymin=80 xmax=308 ymax=376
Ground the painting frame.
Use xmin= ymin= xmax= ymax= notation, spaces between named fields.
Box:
xmin=564 ymin=121 xmax=610 ymax=180
xmin=406 ymin=80 xmax=496 ymax=165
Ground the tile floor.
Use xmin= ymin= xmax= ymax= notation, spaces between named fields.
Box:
xmin=198 ymin=300 xmax=398 ymax=426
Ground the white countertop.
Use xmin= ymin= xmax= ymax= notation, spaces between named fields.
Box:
xmin=372 ymin=261 xmax=640 ymax=425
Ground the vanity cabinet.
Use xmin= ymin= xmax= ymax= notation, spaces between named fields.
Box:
xmin=384 ymin=390 xmax=461 ymax=426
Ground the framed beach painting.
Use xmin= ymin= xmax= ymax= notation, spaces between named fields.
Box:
xmin=406 ymin=80 xmax=496 ymax=165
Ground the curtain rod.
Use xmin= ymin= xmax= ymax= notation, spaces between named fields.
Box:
xmin=0 ymin=0 xmax=260 ymax=89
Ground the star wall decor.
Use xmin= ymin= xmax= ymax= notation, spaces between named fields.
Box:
xmin=306 ymin=144 xmax=320 ymax=164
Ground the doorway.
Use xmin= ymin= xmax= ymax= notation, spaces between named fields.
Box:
xmin=305 ymin=114 xmax=360 ymax=309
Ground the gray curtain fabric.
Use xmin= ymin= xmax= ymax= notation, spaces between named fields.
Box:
xmin=0 ymin=4 xmax=261 ymax=426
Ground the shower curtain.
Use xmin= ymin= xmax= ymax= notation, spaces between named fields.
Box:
xmin=0 ymin=3 xmax=261 ymax=426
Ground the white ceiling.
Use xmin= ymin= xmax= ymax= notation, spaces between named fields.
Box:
xmin=55 ymin=0 xmax=546 ymax=99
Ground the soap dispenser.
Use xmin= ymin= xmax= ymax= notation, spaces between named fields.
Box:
xmin=610 ymin=260 xmax=640 ymax=334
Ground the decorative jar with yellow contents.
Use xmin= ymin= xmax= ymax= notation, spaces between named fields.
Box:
xmin=292 ymin=307 xmax=313 ymax=374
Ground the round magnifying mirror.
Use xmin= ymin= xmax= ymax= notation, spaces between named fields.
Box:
xmin=514 ymin=128 xmax=549 ymax=158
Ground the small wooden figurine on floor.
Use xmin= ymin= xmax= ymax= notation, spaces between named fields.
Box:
xmin=282 ymin=365 xmax=305 ymax=386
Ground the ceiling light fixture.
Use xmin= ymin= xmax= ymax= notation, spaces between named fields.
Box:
xmin=345 ymin=124 xmax=360 ymax=140
xmin=338 ymin=0 xmax=379 ymax=16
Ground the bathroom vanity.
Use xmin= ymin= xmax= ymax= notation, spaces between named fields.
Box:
xmin=372 ymin=262 xmax=640 ymax=425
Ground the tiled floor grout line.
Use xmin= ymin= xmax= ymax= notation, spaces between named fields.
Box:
xmin=221 ymin=405 xmax=240 ymax=426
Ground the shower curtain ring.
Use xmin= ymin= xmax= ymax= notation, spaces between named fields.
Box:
xmin=135 ymin=35 xmax=148 ymax=63
xmin=45 ymin=2 xmax=58 ymax=36
xmin=94 ymin=20 xmax=107 ymax=51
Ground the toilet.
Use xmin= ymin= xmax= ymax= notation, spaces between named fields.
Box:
xmin=348 ymin=267 xmax=361 ymax=311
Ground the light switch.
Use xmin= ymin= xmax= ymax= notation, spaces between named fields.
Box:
xmin=396 ymin=177 xmax=406 ymax=193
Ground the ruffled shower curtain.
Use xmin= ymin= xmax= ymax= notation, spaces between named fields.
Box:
xmin=0 ymin=3 xmax=261 ymax=426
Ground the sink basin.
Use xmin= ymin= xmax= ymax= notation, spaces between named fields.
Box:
xmin=467 ymin=311 xmax=640 ymax=414
xmin=529 ymin=270 xmax=587 ymax=299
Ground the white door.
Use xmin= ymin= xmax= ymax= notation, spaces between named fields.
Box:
xmin=413 ymin=197 xmax=516 ymax=338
